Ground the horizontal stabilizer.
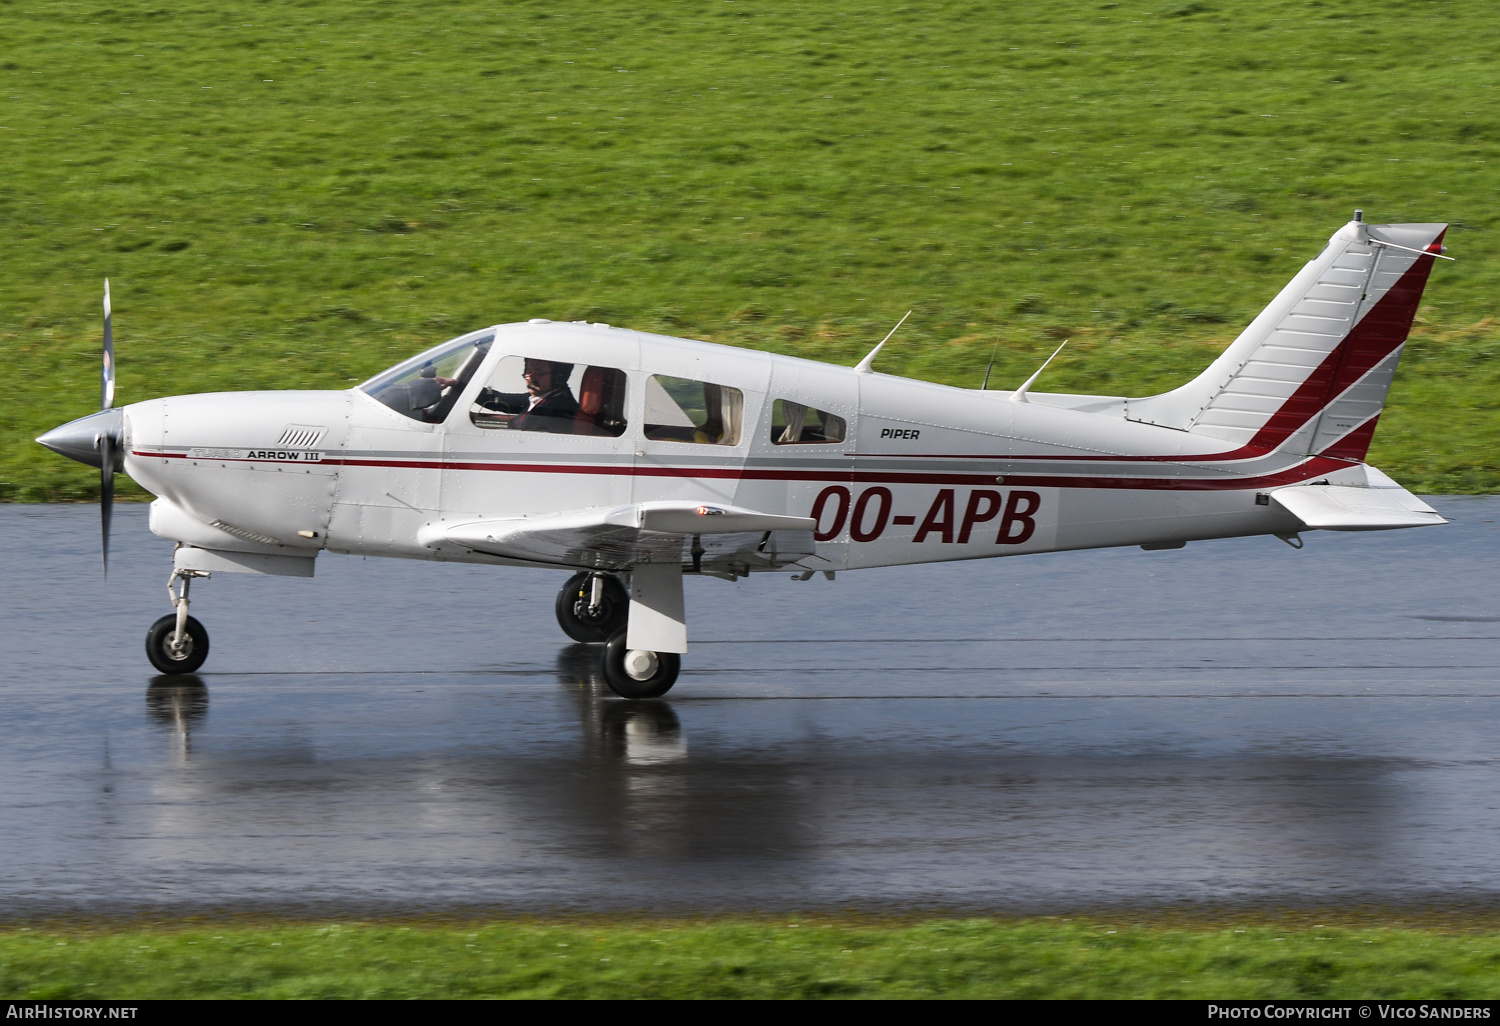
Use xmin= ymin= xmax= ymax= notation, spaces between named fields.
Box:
xmin=420 ymin=501 xmax=816 ymax=572
xmin=1269 ymin=478 xmax=1446 ymax=532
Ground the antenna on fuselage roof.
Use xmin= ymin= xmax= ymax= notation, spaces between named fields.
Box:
xmin=979 ymin=341 xmax=1001 ymax=391
xmin=1010 ymin=339 xmax=1068 ymax=404
xmin=854 ymin=309 xmax=913 ymax=374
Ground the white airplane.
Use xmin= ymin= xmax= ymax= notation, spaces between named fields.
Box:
xmin=38 ymin=212 xmax=1451 ymax=698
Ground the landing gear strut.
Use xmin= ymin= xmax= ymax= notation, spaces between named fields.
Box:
xmin=145 ymin=567 xmax=211 ymax=674
xmin=600 ymin=628 xmax=680 ymax=699
xmin=554 ymin=571 xmax=628 ymax=643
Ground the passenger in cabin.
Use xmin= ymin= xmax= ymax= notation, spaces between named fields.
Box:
xmin=472 ymin=358 xmax=581 ymax=433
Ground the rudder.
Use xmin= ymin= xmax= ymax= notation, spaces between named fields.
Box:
xmin=1124 ymin=216 xmax=1447 ymax=460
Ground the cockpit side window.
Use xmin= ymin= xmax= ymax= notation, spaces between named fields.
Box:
xmin=470 ymin=356 xmax=628 ymax=437
xmin=643 ymin=375 xmax=744 ymax=445
xmin=770 ymin=399 xmax=846 ymax=444
xmin=360 ymin=330 xmax=494 ymax=423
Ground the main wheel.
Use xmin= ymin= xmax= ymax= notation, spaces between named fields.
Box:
xmin=145 ymin=614 xmax=210 ymax=675
xmin=600 ymin=628 xmax=680 ymax=699
xmin=555 ymin=572 xmax=628 ymax=643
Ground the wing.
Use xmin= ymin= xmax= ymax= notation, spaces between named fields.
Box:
xmin=417 ymin=501 xmax=819 ymax=573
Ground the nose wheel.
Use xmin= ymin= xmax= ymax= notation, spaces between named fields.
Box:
xmin=555 ymin=571 xmax=628 ymax=643
xmin=600 ymin=628 xmax=680 ymax=699
xmin=146 ymin=567 xmax=211 ymax=674
xmin=146 ymin=613 xmax=209 ymax=674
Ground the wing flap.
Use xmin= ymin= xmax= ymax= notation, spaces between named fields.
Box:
xmin=421 ymin=501 xmax=817 ymax=571
xmin=1269 ymin=481 xmax=1446 ymax=531
xmin=632 ymin=503 xmax=814 ymax=535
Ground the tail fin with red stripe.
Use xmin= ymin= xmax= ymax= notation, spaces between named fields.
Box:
xmin=1125 ymin=215 xmax=1448 ymax=460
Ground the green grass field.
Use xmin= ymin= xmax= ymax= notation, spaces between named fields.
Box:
xmin=2 ymin=0 xmax=1497 ymax=498
xmin=4 ymin=916 xmax=1500 ymax=999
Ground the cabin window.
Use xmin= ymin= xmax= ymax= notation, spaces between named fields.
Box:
xmin=469 ymin=356 xmax=627 ymax=436
xmin=643 ymin=375 xmax=744 ymax=445
xmin=361 ymin=330 xmax=494 ymax=423
xmin=770 ymin=399 xmax=846 ymax=445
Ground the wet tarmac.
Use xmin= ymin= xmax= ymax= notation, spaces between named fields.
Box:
xmin=3 ymin=499 xmax=1500 ymax=915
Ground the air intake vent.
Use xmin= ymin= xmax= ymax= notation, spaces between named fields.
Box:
xmin=276 ymin=424 xmax=326 ymax=448
xmin=210 ymin=520 xmax=281 ymax=546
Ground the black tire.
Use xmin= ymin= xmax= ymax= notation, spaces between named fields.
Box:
xmin=555 ymin=572 xmax=628 ymax=643
xmin=145 ymin=614 xmax=210 ymax=675
xmin=600 ymin=628 xmax=680 ymax=699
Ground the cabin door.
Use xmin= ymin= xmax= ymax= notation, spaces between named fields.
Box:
xmin=740 ymin=360 xmax=858 ymax=571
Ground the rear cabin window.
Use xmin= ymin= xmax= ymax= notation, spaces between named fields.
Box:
xmin=469 ymin=356 xmax=627 ymax=436
xmin=643 ymin=375 xmax=744 ymax=445
xmin=770 ymin=399 xmax=846 ymax=445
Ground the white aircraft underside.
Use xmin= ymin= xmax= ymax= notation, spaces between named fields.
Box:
xmin=38 ymin=214 xmax=1452 ymax=697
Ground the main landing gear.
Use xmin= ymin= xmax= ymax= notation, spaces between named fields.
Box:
xmin=146 ymin=568 xmax=211 ymax=675
xmin=600 ymin=628 xmax=680 ymax=700
xmin=553 ymin=571 xmax=680 ymax=700
xmin=554 ymin=571 xmax=629 ymax=643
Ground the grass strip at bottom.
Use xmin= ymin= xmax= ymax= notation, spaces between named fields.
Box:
xmin=3 ymin=916 xmax=1500 ymax=999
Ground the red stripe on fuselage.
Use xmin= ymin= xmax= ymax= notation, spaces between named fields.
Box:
xmin=331 ymin=456 xmax=1348 ymax=490
xmin=135 ymin=450 xmax=1350 ymax=492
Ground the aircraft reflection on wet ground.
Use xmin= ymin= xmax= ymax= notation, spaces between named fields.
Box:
xmin=5 ymin=500 xmax=1500 ymax=914
xmin=144 ymin=649 xmax=689 ymax=773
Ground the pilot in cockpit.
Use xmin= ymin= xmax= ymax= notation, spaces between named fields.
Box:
xmin=467 ymin=358 xmax=581 ymax=433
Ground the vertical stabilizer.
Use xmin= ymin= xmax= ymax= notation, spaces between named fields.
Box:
xmin=1124 ymin=217 xmax=1447 ymax=460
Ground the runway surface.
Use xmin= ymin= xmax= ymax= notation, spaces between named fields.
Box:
xmin=3 ymin=499 xmax=1499 ymax=915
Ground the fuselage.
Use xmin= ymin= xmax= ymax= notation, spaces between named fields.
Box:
xmin=119 ymin=319 xmax=1346 ymax=574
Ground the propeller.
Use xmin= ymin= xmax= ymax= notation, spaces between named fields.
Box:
xmin=35 ymin=279 xmax=122 ymax=575
xmin=100 ymin=279 xmax=115 ymax=574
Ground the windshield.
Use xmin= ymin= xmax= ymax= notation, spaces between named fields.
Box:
xmin=359 ymin=328 xmax=495 ymax=422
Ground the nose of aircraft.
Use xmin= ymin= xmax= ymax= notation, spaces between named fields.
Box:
xmin=36 ymin=408 xmax=123 ymax=468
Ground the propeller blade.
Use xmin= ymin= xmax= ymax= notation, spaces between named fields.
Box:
xmin=100 ymin=431 xmax=114 ymax=576
xmin=102 ymin=278 xmax=115 ymax=410
xmin=34 ymin=279 xmax=123 ymax=576
xmin=99 ymin=277 xmax=116 ymax=574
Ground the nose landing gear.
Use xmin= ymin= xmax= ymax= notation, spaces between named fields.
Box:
xmin=554 ymin=571 xmax=628 ymax=643
xmin=145 ymin=567 xmax=211 ymax=675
